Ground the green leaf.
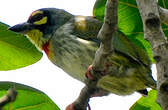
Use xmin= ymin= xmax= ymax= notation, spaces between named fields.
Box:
xmin=130 ymin=90 xmax=161 ymax=110
xmin=0 ymin=81 xmax=60 ymax=110
xmin=0 ymin=22 xmax=43 ymax=71
xmin=93 ymin=0 xmax=143 ymax=34
xmin=93 ymin=0 xmax=168 ymax=62
xmin=159 ymin=0 xmax=168 ymax=9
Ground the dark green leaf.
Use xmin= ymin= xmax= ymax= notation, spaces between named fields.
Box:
xmin=93 ymin=0 xmax=168 ymax=62
xmin=159 ymin=0 xmax=168 ymax=9
xmin=0 ymin=22 xmax=42 ymax=70
xmin=130 ymin=90 xmax=161 ymax=110
xmin=0 ymin=81 xmax=60 ymax=110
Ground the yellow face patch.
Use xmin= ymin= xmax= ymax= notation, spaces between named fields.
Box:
xmin=26 ymin=29 xmax=44 ymax=49
xmin=30 ymin=10 xmax=48 ymax=25
xmin=26 ymin=29 xmax=42 ymax=34
xmin=31 ymin=11 xmax=43 ymax=17
xmin=34 ymin=16 xmax=48 ymax=25
xmin=26 ymin=29 xmax=43 ymax=41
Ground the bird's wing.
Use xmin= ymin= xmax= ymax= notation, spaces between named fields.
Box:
xmin=59 ymin=16 xmax=151 ymax=67
xmin=71 ymin=16 xmax=102 ymax=44
xmin=113 ymin=32 xmax=151 ymax=67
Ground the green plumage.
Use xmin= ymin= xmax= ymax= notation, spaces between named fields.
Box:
xmin=9 ymin=8 xmax=156 ymax=96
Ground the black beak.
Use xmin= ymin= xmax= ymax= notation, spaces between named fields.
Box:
xmin=8 ymin=22 xmax=35 ymax=34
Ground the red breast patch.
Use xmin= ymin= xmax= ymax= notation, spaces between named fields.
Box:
xmin=42 ymin=42 xmax=50 ymax=56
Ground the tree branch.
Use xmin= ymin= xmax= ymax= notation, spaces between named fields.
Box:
xmin=69 ymin=85 xmax=96 ymax=110
xmin=92 ymin=0 xmax=118 ymax=72
xmin=0 ymin=88 xmax=17 ymax=109
xmin=67 ymin=0 xmax=118 ymax=109
xmin=159 ymin=7 xmax=168 ymax=25
xmin=136 ymin=0 xmax=168 ymax=109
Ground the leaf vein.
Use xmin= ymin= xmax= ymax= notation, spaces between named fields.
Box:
xmin=119 ymin=1 xmax=137 ymax=9
xmin=15 ymin=102 xmax=47 ymax=110
xmin=0 ymin=40 xmax=31 ymax=51
xmin=119 ymin=12 xmax=138 ymax=23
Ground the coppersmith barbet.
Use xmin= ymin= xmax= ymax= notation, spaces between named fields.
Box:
xmin=9 ymin=8 xmax=156 ymax=96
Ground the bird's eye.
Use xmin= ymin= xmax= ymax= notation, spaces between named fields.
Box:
xmin=27 ymin=11 xmax=48 ymax=25
xmin=32 ymin=14 xmax=44 ymax=21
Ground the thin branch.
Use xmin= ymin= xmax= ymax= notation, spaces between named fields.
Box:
xmin=159 ymin=7 xmax=168 ymax=25
xmin=136 ymin=0 xmax=168 ymax=109
xmin=69 ymin=85 xmax=96 ymax=110
xmin=92 ymin=0 xmax=118 ymax=76
xmin=0 ymin=88 xmax=17 ymax=109
xmin=67 ymin=0 xmax=119 ymax=109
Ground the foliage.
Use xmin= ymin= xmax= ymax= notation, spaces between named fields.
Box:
xmin=0 ymin=22 xmax=42 ymax=71
xmin=0 ymin=81 xmax=59 ymax=110
xmin=0 ymin=0 xmax=166 ymax=109
xmin=93 ymin=0 xmax=165 ymax=109
xmin=130 ymin=90 xmax=161 ymax=110
xmin=93 ymin=0 xmax=168 ymax=62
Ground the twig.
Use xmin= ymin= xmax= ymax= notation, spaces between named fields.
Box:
xmin=71 ymin=85 xmax=96 ymax=110
xmin=69 ymin=0 xmax=119 ymax=109
xmin=92 ymin=0 xmax=118 ymax=72
xmin=0 ymin=88 xmax=17 ymax=109
xmin=159 ymin=7 xmax=168 ymax=25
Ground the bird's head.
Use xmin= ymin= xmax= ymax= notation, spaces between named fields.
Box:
xmin=9 ymin=8 xmax=73 ymax=50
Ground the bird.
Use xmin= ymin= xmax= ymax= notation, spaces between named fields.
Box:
xmin=9 ymin=7 xmax=156 ymax=106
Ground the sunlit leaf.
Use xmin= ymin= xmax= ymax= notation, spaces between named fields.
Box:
xmin=0 ymin=22 xmax=42 ymax=70
xmin=130 ymin=90 xmax=161 ymax=110
xmin=0 ymin=81 xmax=60 ymax=110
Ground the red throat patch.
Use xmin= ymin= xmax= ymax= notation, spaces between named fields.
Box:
xmin=42 ymin=42 xmax=50 ymax=56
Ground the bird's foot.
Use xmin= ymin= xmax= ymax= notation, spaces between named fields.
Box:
xmin=85 ymin=64 xmax=110 ymax=81
xmin=66 ymin=102 xmax=91 ymax=110
xmin=66 ymin=103 xmax=74 ymax=110
xmin=85 ymin=65 xmax=94 ymax=80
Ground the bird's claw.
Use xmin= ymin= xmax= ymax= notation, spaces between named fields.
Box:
xmin=85 ymin=65 xmax=94 ymax=80
xmin=66 ymin=103 xmax=75 ymax=110
xmin=85 ymin=64 xmax=109 ymax=81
